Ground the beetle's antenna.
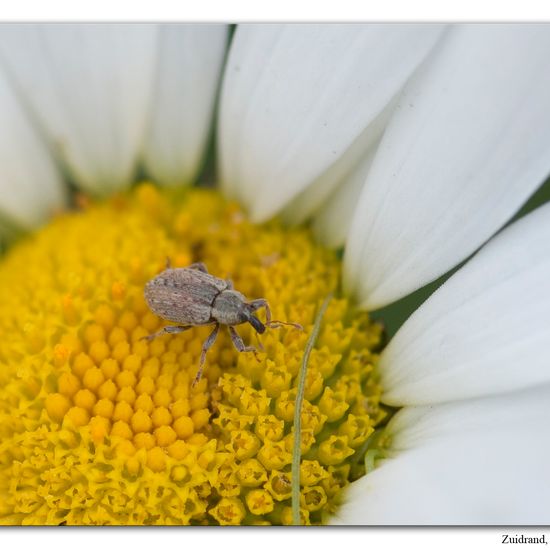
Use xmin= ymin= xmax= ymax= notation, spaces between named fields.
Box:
xmin=266 ymin=320 xmax=303 ymax=330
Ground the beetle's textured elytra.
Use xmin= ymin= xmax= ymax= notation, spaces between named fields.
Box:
xmin=143 ymin=260 xmax=301 ymax=385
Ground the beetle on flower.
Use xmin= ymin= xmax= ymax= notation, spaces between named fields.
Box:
xmin=143 ymin=259 xmax=301 ymax=385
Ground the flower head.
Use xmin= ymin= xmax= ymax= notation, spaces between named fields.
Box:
xmin=0 ymin=23 xmax=549 ymax=525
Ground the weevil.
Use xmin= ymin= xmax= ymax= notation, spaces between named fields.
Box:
xmin=143 ymin=259 xmax=302 ymax=385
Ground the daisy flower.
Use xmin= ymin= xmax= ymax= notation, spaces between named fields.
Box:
xmin=0 ymin=23 xmax=548 ymax=525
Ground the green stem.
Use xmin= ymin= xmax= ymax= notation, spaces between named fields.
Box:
xmin=291 ymin=293 xmax=332 ymax=526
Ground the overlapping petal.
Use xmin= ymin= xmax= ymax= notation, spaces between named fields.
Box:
xmin=386 ymin=386 xmax=550 ymax=451
xmin=312 ymin=143 xmax=378 ymax=248
xmin=344 ymin=24 xmax=550 ymax=309
xmin=0 ymin=24 xmax=157 ymax=194
xmin=333 ymin=386 xmax=550 ymax=524
xmin=333 ymin=426 xmax=550 ymax=524
xmin=0 ymin=66 xmax=64 ymax=236
xmin=381 ymin=202 xmax=550 ymax=405
xmin=218 ymin=23 xmax=444 ymax=222
xmin=144 ymin=24 xmax=228 ymax=187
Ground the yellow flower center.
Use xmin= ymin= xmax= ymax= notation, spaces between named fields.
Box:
xmin=0 ymin=184 xmax=385 ymax=525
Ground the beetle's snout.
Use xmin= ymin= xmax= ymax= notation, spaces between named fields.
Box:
xmin=248 ymin=314 xmax=266 ymax=334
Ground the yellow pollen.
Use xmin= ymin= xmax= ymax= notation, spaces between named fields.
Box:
xmin=0 ymin=184 xmax=385 ymax=525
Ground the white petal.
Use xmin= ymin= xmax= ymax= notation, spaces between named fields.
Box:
xmin=386 ymin=385 xmax=550 ymax=452
xmin=143 ymin=24 xmax=228 ymax=187
xmin=335 ymin=387 xmax=550 ymax=524
xmin=0 ymin=65 xmax=65 ymax=234
xmin=381 ymin=202 xmax=550 ymax=406
xmin=344 ymin=24 xmax=550 ymax=309
xmin=333 ymin=426 xmax=550 ymax=524
xmin=280 ymin=107 xmax=392 ymax=227
xmin=0 ymin=24 xmax=157 ymax=194
xmin=218 ymin=24 xmax=444 ymax=222
xmin=311 ymin=143 xmax=378 ymax=248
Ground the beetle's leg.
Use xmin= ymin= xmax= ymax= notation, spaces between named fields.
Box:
xmin=229 ymin=326 xmax=260 ymax=357
xmin=165 ymin=256 xmax=172 ymax=269
xmin=141 ymin=325 xmax=192 ymax=342
xmin=193 ymin=324 xmax=220 ymax=386
xmin=188 ymin=262 xmax=208 ymax=273
xmin=253 ymin=330 xmax=265 ymax=352
xmin=248 ymin=299 xmax=302 ymax=330
xmin=225 ymin=278 xmax=234 ymax=289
